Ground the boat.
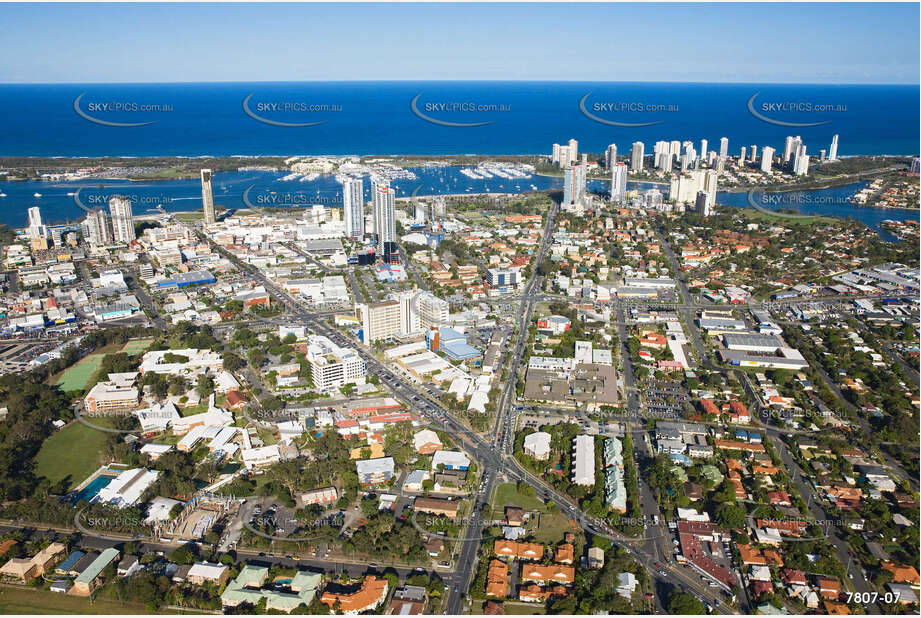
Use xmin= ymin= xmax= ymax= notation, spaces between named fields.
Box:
xmin=66 ymin=192 xmax=76 ymax=196
xmin=33 ymin=192 xmax=42 ymax=198
xmin=0 ymin=192 xmax=6 ymax=197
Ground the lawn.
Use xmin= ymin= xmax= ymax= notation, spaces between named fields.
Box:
xmin=490 ymin=482 xmax=547 ymax=515
xmin=489 ymin=482 xmax=577 ymax=545
xmin=34 ymin=418 xmax=116 ymax=490
xmin=50 ymin=344 xmax=123 ymax=392
xmin=0 ymin=585 xmax=151 ymax=614
xmin=179 ymin=402 xmax=209 ymax=417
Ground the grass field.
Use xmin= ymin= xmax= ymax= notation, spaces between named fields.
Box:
xmin=490 ymin=482 xmax=547 ymax=514
xmin=0 ymin=585 xmax=201 ymax=614
xmin=489 ymin=482 xmax=577 ymax=544
xmin=34 ymin=418 xmax=117 ymax=490
xmin=50 ymin=344 xmax=122 ymax=392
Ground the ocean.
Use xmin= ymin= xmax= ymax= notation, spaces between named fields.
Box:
xmin=0 ymin=81 xmax=918 ymax=157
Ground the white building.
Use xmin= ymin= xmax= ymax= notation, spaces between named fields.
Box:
xmin=523 ymin=431 xmax=552 ymax=460
xmin=305 ymin=334 xmax=366 ymax=393
xmin=109 ymin=195 xmax=135 ymax=244
xmin=341 ymin=177 xmax=364 ymax=239
xmin=761 ymin=146 xmax=775 ymax=173
xmin=610 ymin=162 xmax=627 ymax=203
xmin=630 ymin=141 xmax=644 ymax=171
xmin=201 ymin=169 xmax=215 ymax=226
xmin=94 ymin=468 xmax=159 ymax=508
xmin=572 ymin=434 xmax=595 ymax=486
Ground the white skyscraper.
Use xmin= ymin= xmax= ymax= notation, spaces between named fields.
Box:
xmin=783 ymin=136 xmax=801 ymax=164
xmin=341 ymin=177 xmax=364 ymax=239
xmin=630 ymin=142 xmax=645 ymax=171
xmin=656 ymin=151 xmax=673 ymax=173
xmin=567 ymin=138 xmax=578 ymax=164
xmin=84 ymin=207 xmax=112 ymax=247
xmin=739 ymin=147 xmax=747 ymax=164
xmin=793 ymin=144 xmax=809 ymax=176
xmin=750 ymin=145 xmax=758 ymax=162
xmin=563 ymin=164 xmax=586 ymax=209
xmin=27 ymin=206 xmax=44 ymax=240
xmin=201 ymin=169 xmax=215 ymax=226
xmin=719 ymin=137 xmax=729 ymax=160
xmin=700 ymin=139 xmax=708 ymax=162
xmin=761 ymin=146 xmax=775 ymax=173
xmin=551 ymin=143 xmax=561 ymax=165
xmin=610 ymin=162 xmax=628 ymax=203
xmin=669 ymin=168 xmax=717 ymax=208
xmin=605 ymin=144 xmax=618 ymax=169
xmin=109 ymin=195 xmax=135 ymax=244
xmin=372 ymin=182 xmax=396 ymax=262
xmin=828 ymin=134 xmax=839 ymax=161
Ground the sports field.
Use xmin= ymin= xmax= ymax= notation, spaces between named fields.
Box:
xmin=120 ymin=338 xmax=154 ymax=355
xmin=34 ymin=417 xmax=117 ymax=490
xmin=50 ymin=344 xmax=121 ymax=392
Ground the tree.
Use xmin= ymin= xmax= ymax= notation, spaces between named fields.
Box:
xmin=715 ymin=502 xmax=747 ymax=529
xmin=195 ymin=374 xmax=215 ymax=398
xmin=668 ymin=591 xmax=705 ymax=615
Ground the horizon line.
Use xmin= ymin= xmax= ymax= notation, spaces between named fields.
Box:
xmin=1 ymin=79 xmax=919 ymax=87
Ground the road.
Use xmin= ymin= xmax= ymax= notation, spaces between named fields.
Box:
xmin=201 ymin=218 xmax=738 ymax=613
xmin=655 ymin=227 xmax=883 ymax=608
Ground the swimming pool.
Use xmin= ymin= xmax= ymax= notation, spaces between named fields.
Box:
xmin=71 ymin=474 xmax=114 ymax=503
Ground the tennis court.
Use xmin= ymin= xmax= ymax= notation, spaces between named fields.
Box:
xmin=120 ymin=338 xmax=154 ymax=355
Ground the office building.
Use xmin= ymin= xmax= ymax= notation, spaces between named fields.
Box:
xmin=356 ymin=300 xmax=401 ymax=345
xmin=414 ymin=291 xmax=449 ymax=330
xmin=200 ymin=169 xmax=215 ymax=226
xmin=719 ymin=137 xmax=729 ymax=160
xmin=109 ymin=195 xmax=135 ymax=244
xmin=305 ymin=335 xmax=366 ymax=393
xmin=630 ymin=141 xmax=644 ymax=171
xmin=341 ymin=177 xmax=364 ymax=239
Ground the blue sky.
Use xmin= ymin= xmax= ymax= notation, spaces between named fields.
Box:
xmin=1 ymin=3 xmax=918 ymax=84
